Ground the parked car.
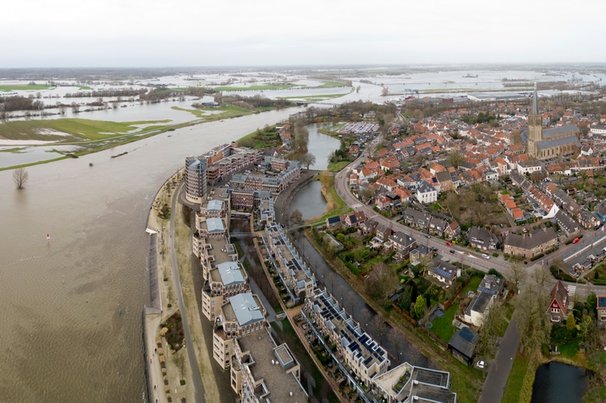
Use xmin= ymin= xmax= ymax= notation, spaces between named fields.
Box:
xmin=445 ymin=241 xmax=452 ymax=246
xmin=476 ymin=360 xmax=485 ymax=369
xmin=449 ymin=250 xmax=455 ymax=254
xmin=481 ymin=253 xmax=490 ymax=260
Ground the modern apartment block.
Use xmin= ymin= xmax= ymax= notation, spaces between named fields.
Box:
xmin=372 ymin=362 xmax=457 ymax=403
xmin=262 ymin=223 xmax=316 ymax=304
xmin=185 ymin=156 xmax=208 ymax=204
xmin=185 ymin=144 xmax=262 ymax=205
xmin=231 ymin=326 xmax=307 ymax=403
xmin=303 ymin=288 xmax=390 ymax=386
xmin=230 ymin=157 xmax=301 ymax=195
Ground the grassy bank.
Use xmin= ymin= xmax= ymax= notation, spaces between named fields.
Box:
xmin=502 ymin=353 xmax=535 ymax=403
xmin=308 ymin=172 xmax=351 ymax=224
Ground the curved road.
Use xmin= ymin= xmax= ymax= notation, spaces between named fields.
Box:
xmin=169 ymin=181 xmax=205 ymax=403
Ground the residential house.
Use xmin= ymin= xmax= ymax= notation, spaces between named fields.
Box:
xmin=597 ymin=295 xmax=606 ymax=322
xmin=389 ymin=232 xmax=417 ymax=261
xmin=410 ymin=245 xmax=433 ymax=266
xmin=403 ymin=207 xmax=430 ymax=231
xmin=463 ymin=291 xmax=495 ymax=327
xmin=547 ymin=281 xmax=570 ymax=322
xmin=448 ymin=327 xmax=478 ymax=365
xmin=429 ymin=217 xmax=449 ymax=237
xmin=504 ymin=227 xmax=558 ymax=259
xmin=415 ymin=182 xmax=438 ymax=204
xmin=467 ymin=227 xmax=499 ymax=251
xmin=427 ymin=260 xmax=459 ymax=288
xmin=517 ymin=160 xmax=542 ymax=175
xmin=444 ymin=220 xmax=461 ymax=240
xmin=554 ymin=210 xmax=580 ymax=236
xmin=477 ymin=274 xmax=504 ymax=296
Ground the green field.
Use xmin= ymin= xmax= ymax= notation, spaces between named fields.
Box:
xmin=0 ymin=84 xmax=51 ymax=92
xmin=317 ymin=80 xmax=349 ymax=88
xmin=0 ymin=118 xmax=171 ymax=141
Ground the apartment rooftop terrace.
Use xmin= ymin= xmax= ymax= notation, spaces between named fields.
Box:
xmin=238 ymin=328 xmax=307 ymax=403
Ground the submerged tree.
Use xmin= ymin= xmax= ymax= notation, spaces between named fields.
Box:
xmin=13 ymin=168 xmax=29 ymax=190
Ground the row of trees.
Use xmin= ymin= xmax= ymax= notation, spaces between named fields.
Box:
xmin=0 ymin=96 xmax=44 ymax=112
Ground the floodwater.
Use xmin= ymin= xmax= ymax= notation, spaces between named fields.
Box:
xmin=0 ymin=106 xmax=302 ymax=402
xmin=531 ymin=362 xmax=587 ymax=403
xmin=0 ymin=145 xmax=82 ymax=169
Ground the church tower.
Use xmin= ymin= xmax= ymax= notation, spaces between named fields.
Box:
xmin=527 ymin=83 xmax=543 ymax=158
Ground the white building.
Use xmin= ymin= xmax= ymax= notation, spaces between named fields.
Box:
xmin=415 ymin=182 xmax=438 ymax=204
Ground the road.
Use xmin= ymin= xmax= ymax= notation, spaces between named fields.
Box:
xmin=478 ymin=314 xmax=521 ymax=403
xmin=169 ymin=181 xmax=205 ymax=403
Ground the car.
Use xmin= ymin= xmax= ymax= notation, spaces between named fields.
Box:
xmin=572 ymin=237 xmax=581 ymax=244
xmin=449 ymin=250 xmax=455 ymax=254
xmin=476 ymin=360 xmax=485 ymax=369
xmin=425 ymin=234 xmax=431 ymax=239
xmin=481 ymin=253 xmax=490 ymax=260
xmin=445 ymin=241 xmax=452 ymax=246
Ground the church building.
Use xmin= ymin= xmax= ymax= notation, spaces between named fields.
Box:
xmin=526 ymin=84 xmax=580 ymax=160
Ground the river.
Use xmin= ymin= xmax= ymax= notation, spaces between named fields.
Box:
xmin=0 ymin=106 xmax=302 ymax=402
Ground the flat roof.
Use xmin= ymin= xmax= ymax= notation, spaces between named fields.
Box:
xmin=206 ymin=217 xmax=225 ymax=233
xmin=216 ymin=261 xmax=245 ymax=285
xmin=238 ymin=329 xmax=307 ymax=402
xmin=207 ymin=199 xmax=224 ymax=211
xmin=227 ymin=292 xmax=264 ymax=326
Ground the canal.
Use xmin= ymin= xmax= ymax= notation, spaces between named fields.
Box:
xmin=531 ymin=361 xmax=587 ymax=403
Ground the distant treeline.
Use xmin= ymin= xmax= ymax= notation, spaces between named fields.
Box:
xmin=64 ymin=88 xmax=146 ymax=98
xmin=0 ymin=96 xmax=44 ymax=112
xmin=213 ymin=94 xmax=294 ymax=110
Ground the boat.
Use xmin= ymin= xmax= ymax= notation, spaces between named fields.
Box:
xmin=110 ymin=151 xmax=128 ymax=159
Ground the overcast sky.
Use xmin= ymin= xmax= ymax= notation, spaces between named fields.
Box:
xmin=2 ymin=0 xmax=605 ymax=67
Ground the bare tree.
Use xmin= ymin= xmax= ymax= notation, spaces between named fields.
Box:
xmin=365 ymin=263 xmax=397 ymax=303
xmin=13 ymin=168 xmax=29 ymax=190
xmin=301 ymin=153 xmax=316 ymax=170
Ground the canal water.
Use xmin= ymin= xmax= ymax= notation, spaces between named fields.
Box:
xmin=288 ymin=124 xmax=340 ymax=220
xmin=306 ymin=124 xmax=341 ymax=171
xmin=531 ymin=362 xmax=587 ymax=403
xmin=0 ymin=107 xmax=302 ymax=402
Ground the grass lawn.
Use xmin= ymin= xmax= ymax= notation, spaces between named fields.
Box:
xmin=461 ymin=274 xmax=483 ymax=294
xmin=0 ymin=118 xmax=171 ymax=141
xmin=327 ymin=160 xmax=351 ymax=172
xmin=431 ymin=303 xmax=458 ymax=342
xmin=558 ymin=340 xmax=579 ymax=357
xmin=0 ymin=84 xmax=51 ymax=91
xmin=502 ymin=354 xmax=535 ymax=403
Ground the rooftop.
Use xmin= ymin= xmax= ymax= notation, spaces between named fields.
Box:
xmin=205 ymin=217 xmax=225 ymax=233
xmin=225 ymin=292 xmax=265 ymax=327
xmin=238 ymin=329 xmax=307 ymax=403
xmin=216 ymin=261 xmax=246 ymax=285
xmin=207 ymin=199 xmax=224 ymax=212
